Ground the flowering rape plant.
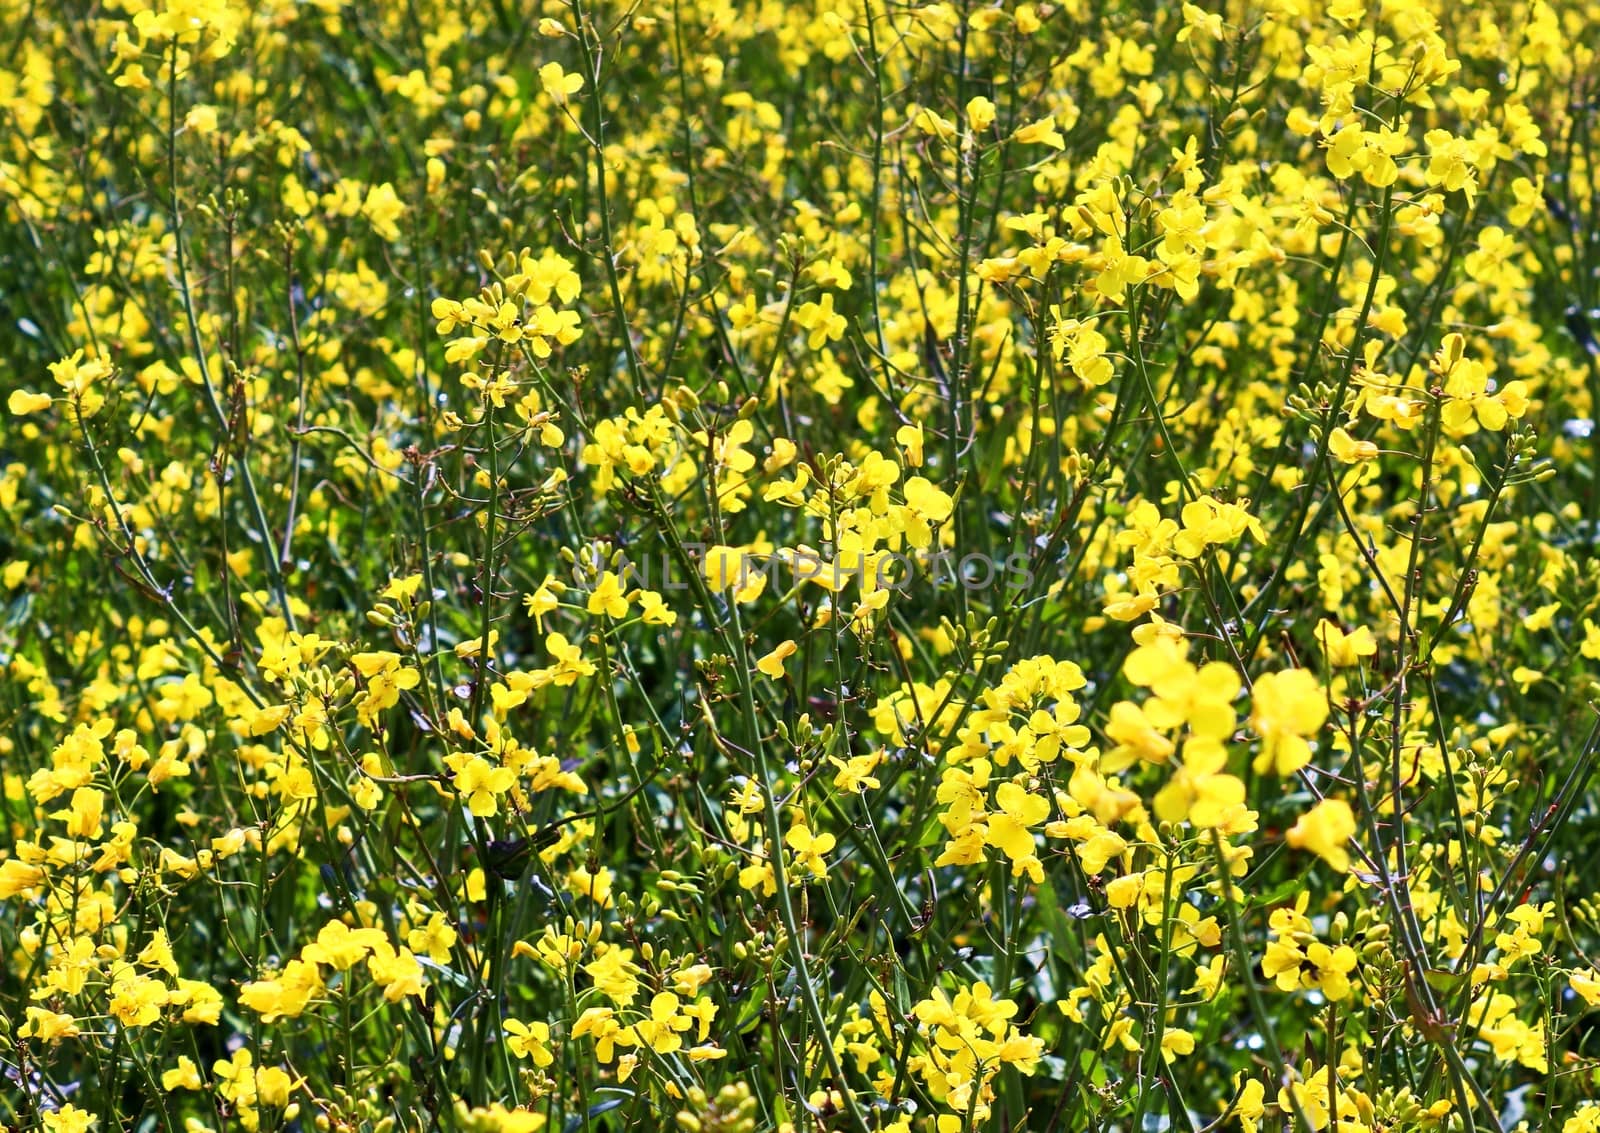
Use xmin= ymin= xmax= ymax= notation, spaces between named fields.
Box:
xmin=5 ymin=0 xmax=1600 ymax=1130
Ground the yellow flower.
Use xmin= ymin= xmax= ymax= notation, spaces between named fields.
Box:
xmin=756 ymin=639 xmax=797 ymax=678
xmin=633 ymin=991 xmax=694 ymax=1054
xmin=505 ymin=1019 xmax=555 ymax=1066
xmin=637 ymin=590 xmax=677 ymax=625
xmin=21 ymin=1006 xmax=80 ymax=1043
xmin=523 ymin=576 xmax=566 ymax=628
xmin=257 ymin=1066 xmax=294 ymax=1108
xmin=738 ymin=856 xmax=775 ymax=896
xmin=573 ymin=1007 xmax=632 ymax=1062
xmin=1472 ymin=991 xmax=1548 ymax=1071
xmin=544 ymin=631 xmax=597 ymax=685
xmin=0 ymin=858 xmax=47 ymax=898
xmin=703 ymin=545 xmax=754 ymax=591
xmin=1077 ymin=828 xmax=1128 ymax=875
xmin=1314 ymin=620 xmax=1377 ymax=667
xmin=1570 ymin=968 xmax=1600 ymax=1007
xmin=1177 ymin=2 xmax=1224 ymax=40
xmin=965 ymin=96 xmax=996 ymax=133
xmin=361 ymin=182 xmax=405 ymax=242
xmin=407 ymin=912 xmax=458 ymax=963
xmin=184 ymin=104 xmax=219 ymax=135
xmin=794 ymin=292 xmax=847 ymax=350
xmin=53 ymin=786 xmax=105 ymax=840
xmin=1250 ymin=669 xmax=1328 ymax=776
xmin=583 ymin=946 xmax=641 ymax=1004
xmin=43 ymin=1104 xmax=95 ymax=1133
xmin=587 ymin=571 xmax=630 ymax=618
xmin=784 ymin=822 xmax=836 ymax=878
xmin=1580 ymin=619 xmax=1600 ymax=661
xmin=984 ymin=782 xmax=1049 ymax=874
xmin=1304 ymin=941 xmax=1358 ymax=999
xmin=108 ymin=968 xmax=169 ymax=1028
xmin=1103 ymin=700 xmax=1175 ymax=771
xmin=367 ymin=942 xmax=426 ymax=1002
xmin=451 ymin=756 xmax=514 ymax=817
xmin=1160 ymin=1028 xmax=1196 ymax=1062
xmin=912 ymin=105 xmax=957 ymax=142
xmin=896 ymin=423 xmax=925 ymax=466
xmin=303 ymin=919 xmax=388 ymax=970
xmin=1327 ymin=426 xmax=1377 ymax=462
xmin=161 ymin=1055 xmax=203 ymax=1091
xmin=8 ymin=389 xmax=51 ymax=415
xmin=1286 ymin=799 xmax=1356 ymax=872
xmin=1012 ymin=115 xmax=1065 ymax=149
xmin=1185 ymin=769 xmax=1250 ymax=831
xmin=567 ymin=865 xmax=615 ymax=907
xmin=539 ymin=61 xmax=584 ymax=105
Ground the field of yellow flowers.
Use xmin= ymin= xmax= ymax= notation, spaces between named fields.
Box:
xmin=4 ymin=0 xmax=1600 ymax=1129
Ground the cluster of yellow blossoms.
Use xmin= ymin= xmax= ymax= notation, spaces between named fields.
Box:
xmin=5 ymin=0 xmax=1600 ymax=1129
